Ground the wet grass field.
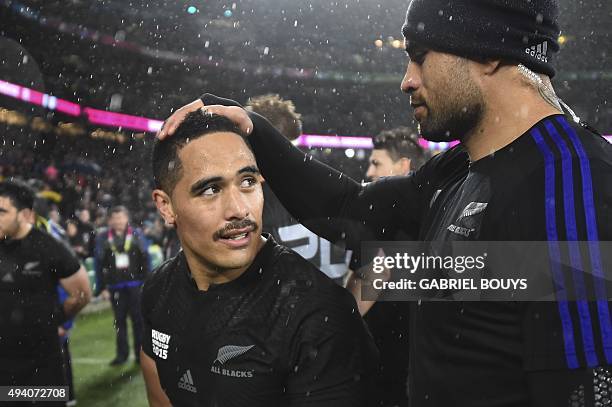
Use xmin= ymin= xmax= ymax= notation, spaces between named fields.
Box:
xmin=69 ymin=308 xmax=148 ymax=407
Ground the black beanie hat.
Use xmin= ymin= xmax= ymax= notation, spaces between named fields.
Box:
xmin=402 ymin=0 xmax=560 ymax=77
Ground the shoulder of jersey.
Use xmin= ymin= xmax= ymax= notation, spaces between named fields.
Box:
xmin=270 ymin=243 xmax=353 ymax=299
xmin=437 ymin=143 xmax=469 ymax=164
xmin=143 ymin=254 xmax=181 ymax=295
xmin=29 ymin=226 xmax=45 ymax=237
xmin=31 ymin=226 xmax=56 ymax=243
xmin=531 ymin=117 xmax=612 ymax=166
xmin=570 ymin=121 xmax=612 ymax=163
xmin=418 ymin=142 xmax=469 ymax=178
xmin=271 ymin=244 xmax=322 ymax=277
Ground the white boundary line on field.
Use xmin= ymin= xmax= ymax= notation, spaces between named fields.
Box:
xmin=72 ymin=358 xmax=110 ymax=364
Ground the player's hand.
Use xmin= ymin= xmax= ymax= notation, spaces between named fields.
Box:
xmin=101 ymin=289 xmax=111 ymax=301
xmin=157 ymin=101 xmax=253 ymax=140
xmin=58 ymin=326 xmax=66 ymax=337
xmin=203 ymin=105 xmax=253 ymax=136
xmin=157 ymin=99 xmax=203 ymax=140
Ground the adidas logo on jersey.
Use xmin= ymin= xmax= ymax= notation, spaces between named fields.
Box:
xmin=1 ymin=272 xmax=14 ymax=283
xmin=525 ymin=41 xmax=548 ymax=63
xmin=177 ymin=369 xmax=197 ymax=393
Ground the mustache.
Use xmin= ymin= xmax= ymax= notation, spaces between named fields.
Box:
xmin=213 ymin=218 xmax=258 ymax=240
xmin=410 ymin=95 xmax=426 ymax=106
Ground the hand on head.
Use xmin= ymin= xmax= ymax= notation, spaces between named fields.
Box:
xmin=157 ymin=98 xmax=254 ymax=140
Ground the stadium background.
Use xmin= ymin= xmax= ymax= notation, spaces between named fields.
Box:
xmin=0 ymin=0 xmax=610 ymax=405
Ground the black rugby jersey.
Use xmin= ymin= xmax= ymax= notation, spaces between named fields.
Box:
xmin=141 ymin=236 xmax=378 ymax=407
xmin=232 ymin=103 xmax=612 ymax=407
xmin=0 ymin=227 xmax=80 ymax=358
xmin=0 ymin=227 xmax=80 ymax=388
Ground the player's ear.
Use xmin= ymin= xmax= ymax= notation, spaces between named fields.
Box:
xmin=477 ymin=58 xmax=503 ymax=76
xmin=398 ymin=158 xmax=412 ymax=175
xmin=18 ymin=208 xmax=34 ymax=224
xmin=152 ymin=189 xmax=176 ymax=227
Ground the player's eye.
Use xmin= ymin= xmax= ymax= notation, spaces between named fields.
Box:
xmin=240 ymin=177 xmax=257 ymax=188
xmin=201 ymin=185 xmax=220 ymax=196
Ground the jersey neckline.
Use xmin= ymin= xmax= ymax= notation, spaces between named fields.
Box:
xmin=468 ymin=113 xmax=566 ymax=172
xmin=178 ymin=233 xmax=277 ymax=296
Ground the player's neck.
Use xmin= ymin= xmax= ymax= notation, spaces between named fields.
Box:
xmin=184 ymin=236 xmax=266 ymax=291
xmin=463 ymin=84 xmax=562 ymax=163
xmin=13 ymin=222 xmax=32 ymax=240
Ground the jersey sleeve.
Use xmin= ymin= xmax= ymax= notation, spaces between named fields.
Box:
xmin=48 ymin=234 xmax=81 ymax=280
xmin=499 ymin=136 xmax=612 ymax=372
xmin=250 ymin=113 xmax=426 ymax=245
xmin=141 ymin=279 xmax=155 ymax=358
xmin=284 ymin=286 xmax=380 ymax=406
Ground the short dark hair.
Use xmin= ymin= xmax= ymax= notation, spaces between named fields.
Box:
xmin=0 ymin=179 xmax=35 ymax=211
xmin=152 ymin=111 xmax=248 ymax=193
xmin=372 ymin=127 xmax=427 ymax=170
xmin=246 ymin=94 xmax=302 ymax=141
xmin=109 ymin=205 xmax=129 ymax=217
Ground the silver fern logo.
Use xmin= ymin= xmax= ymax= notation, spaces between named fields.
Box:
xmin=448 ymin=202 xmax=488 ymax=238
xmin=457 ymin=202 xmax=488 ymax=221
xmin=213 ymin=345 xmax=254 ymax=365
xmin=210 ymin=345 xmax=256 ymax=378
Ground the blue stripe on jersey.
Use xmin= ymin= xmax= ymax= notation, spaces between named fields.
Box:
xmin=557 ymin=116 xmax=612 ymax=364
xmin=543 ymin=120 xmax=598 ymax=367
xmin=531 ymin=127 xmax=579 ymax=369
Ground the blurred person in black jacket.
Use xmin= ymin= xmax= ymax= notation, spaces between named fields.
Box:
xmin=94 ymin=205 xmax=152 ymax=365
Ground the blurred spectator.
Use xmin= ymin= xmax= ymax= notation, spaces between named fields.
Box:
xmin=94 ymin=205 xmax=151 ymax=366
xmin=94 ymin=208 xmax=108 ymax=229
xmin=44 ymin=161 xmax=59 ymax=182
xmin=77 ymin=208 xmax=96 ymax=258
xmin=365 ymin=127 xmax=428 ymax=180
xmin=142 ymin=217 xmax=164 ymax=246
xmin=66 ymin=219 xmax=88 ymax=260
xmin=48 ymin=204 xmax=62 ymax=225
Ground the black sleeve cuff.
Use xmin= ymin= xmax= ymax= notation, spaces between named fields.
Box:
xmin=199 ymin=93 xmax=243 ymax=108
